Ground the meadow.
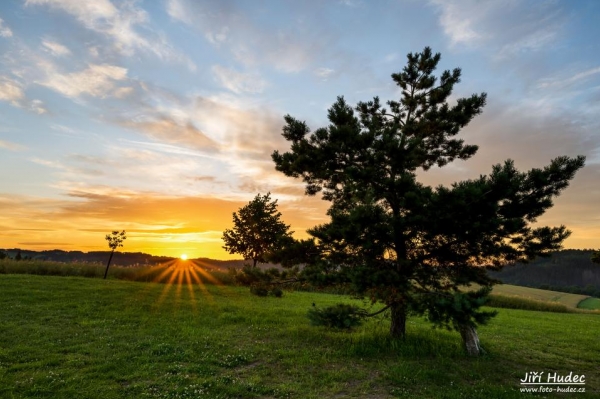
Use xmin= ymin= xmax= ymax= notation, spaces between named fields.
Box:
xmin=490 ymin=285 xmax=590 ymax=309
xmin=1 ymin=271 xmax=599 ymax=398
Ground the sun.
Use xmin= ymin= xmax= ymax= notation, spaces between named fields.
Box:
xmin=180 ymin=254 xmax=188 ymax=260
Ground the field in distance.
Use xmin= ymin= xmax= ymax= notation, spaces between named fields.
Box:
xmin=1 ymin=274 xmax=599 ymax=398
xmin=491 ymin=284 xmax=594 ymax=309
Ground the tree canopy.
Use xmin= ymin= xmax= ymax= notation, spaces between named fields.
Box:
xmin=222 ymin=192 xmax=293 ymax=267
xmin=272 ymin=47 xmax=585 ymax=355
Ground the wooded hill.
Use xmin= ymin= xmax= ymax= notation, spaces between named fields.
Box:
xmin=491 ymin=249 xmax=600 ymax=296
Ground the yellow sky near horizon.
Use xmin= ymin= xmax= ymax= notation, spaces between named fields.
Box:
xmin=0 ymin=192 xmax=330 ymax=259
xmin=1 ymin=176 xmax=598 ymax=260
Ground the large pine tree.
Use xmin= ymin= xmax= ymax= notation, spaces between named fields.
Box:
xmin=272 ymin=48 xmax=584 ymax=355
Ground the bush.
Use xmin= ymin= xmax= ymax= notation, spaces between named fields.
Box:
xmin=250 ymin=284 xmax=269 ymax=297
xmin=307 ymin=303 xmax=365 ymax=329
xmin=230 ymin=266 xmax=291 ymax=297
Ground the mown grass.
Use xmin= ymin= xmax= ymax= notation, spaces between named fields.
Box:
xmin=1 ymin=274 xmax=599 ymax=398
xmin=577 ymin=297 xmax=600 ymax=310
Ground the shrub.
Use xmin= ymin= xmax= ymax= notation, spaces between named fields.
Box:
xmin=249 ymin=284 xmax=269 ymax=297
xmin=307 ymin=303 xmax=365 ymax=329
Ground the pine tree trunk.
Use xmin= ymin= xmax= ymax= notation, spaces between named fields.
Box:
xmin=104 ymin=250 xmax=115 ymax=280
xmin=252 ymin=259 xmax=257 ymax=268
xmin=458 ymin=324 xmax=483 ymax=356
xmin=389 ymin=303 xmax=406 ymax=339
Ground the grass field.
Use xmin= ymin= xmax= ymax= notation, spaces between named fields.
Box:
xmin=1 ymin=274 xmax=599 ymax=398
xmin=491 ymin=284 xmax=589 ymax=308
xmin=577 ymin=297 xmax=600 ymax=310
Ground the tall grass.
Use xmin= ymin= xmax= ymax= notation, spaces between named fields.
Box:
xmin=486 ymin=294 xmax=572 ymax=313
xmin=0 ymin=259 xmax=233 ymax=285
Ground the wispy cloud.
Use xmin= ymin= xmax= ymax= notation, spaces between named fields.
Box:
xmin=0 ymin=77 xmax=24 ymax=106
xmin=41 ymin=39 xmax=71 ymax=57
xmin=39 ymin=63 xmax=128 ymax=99
xmin=211 ymin=65 xmax=267 ymax=94
xmin=119 ymin=115 xmax=218 ymax=152
xmin=429 ymin=0 xmax=564 ymax=57
xmin=314 ymin=67 xmax=335 ymax=81
xmin=0 ymin=17 xmax=13 ymax=38
xmin=26 ymin=0 xmax=195 ymax=69
xmin=429 ymin=0 xmax=483 ymax=46
xmin=537 ymin=66 xmax=600 ymax=91
xmin=0 ymin=76 xmax=47 ymax=113
xmin=166 ymin=0 xmax=325 ymax=73
xmin=0 ymin=139 xmax=26 ymax=151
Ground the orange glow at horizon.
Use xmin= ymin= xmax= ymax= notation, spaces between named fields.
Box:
xmin=0 ymin=193 xmax=329 ymax=260
xmin=1 ymin=191 xmax=596 ymax=259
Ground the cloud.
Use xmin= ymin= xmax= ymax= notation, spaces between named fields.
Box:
xmin=0 ymin=76 xmax=48 ymax=113
xmin=0 ymin=17 xmax=13 ymax=37
xmin=536 ymin=66 xmax=600 ymax=91
xmin=314 ymin=67 xmax=335 ymax=80
xmin=119 ymin=115 xmax=218 ymax=152
xmin=166 ymin=0 xmax=325 ymax=73
xmin=429 ymin=0 xmax=564 ymax=57
xmin=18 ymin=242 xmax=72 ymax=246
xmin=41 ymin=39 xmax=71 ymax=56
xmin=0 ymin=77 xmax=25 ymax=105
xmin=205 ymin=26 xmax=229 ymax=47
xmin=429 ymin=0 xmax=483 ymax=46
xmin=39 ymin=63 xmax=128 ymax=99
xmin=26 ymin=0 xmax=195 ymax=69
xmin=0 ymin=139 xmax=26 ymax=151
xmin=211 ymin=65 xmax=267 ymax=94
xmin=29 ymin=99 xmax=48 ymax=114
xmin=338 ymin=0 xmax=363 ymax=7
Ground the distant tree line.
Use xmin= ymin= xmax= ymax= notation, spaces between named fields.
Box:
xmin=0 ymin=248 xmax=277 ymax=271
xmin=491 ymin=249 xmax=600 ymax=296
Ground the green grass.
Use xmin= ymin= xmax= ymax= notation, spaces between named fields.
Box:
xmin=1 ymin=275 xmax=599 ymax=398
xmin=577 ymin=297 xmax=600 ymax=310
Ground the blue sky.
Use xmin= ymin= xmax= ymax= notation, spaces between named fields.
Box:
xmin=0 ymin=0 xmax=599 ymax=258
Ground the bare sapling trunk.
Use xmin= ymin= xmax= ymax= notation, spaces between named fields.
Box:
xmin=104 ymin=250 xmax=115 ymax=280
xmin=390 ymin=302 xmax=407 ymax=339
xmin=459 ymin=324 xmax=484 ymax=356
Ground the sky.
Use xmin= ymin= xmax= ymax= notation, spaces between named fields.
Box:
xmin=0 ymin=0 xmax=599 ymax=259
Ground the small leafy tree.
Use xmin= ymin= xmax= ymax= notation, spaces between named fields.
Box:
xmin=592 ymin=251 xmax=600 ymax=264
xmin=273 ymin=47 xmax=585 ymax=355
xmin=104 ymin=230 xmax=126 ymax=279
xmin=222 ymin=193 xmax=292 ymax=268
xmin=0 ymin=251 xmax=6 ymax=260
